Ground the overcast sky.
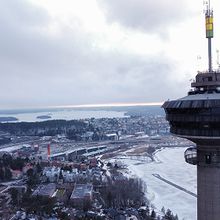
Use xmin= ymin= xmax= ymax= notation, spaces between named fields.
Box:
xmin=1 ymin=0 xmax=220 ymax=109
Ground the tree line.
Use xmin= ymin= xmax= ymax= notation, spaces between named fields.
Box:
xmin=0 ymin=120 xmax=90 ymax=137
xmin=0 ymin=154 xmax=28 ymax=181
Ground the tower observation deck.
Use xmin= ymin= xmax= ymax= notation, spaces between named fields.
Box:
xmin=162 ymin=1 xmax=220 ymax=220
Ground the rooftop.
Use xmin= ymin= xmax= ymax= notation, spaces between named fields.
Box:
xmin=70 ymin=184 xmax=93 ymax=200
xmin=32 ymin=183 xmax=56 ymax=197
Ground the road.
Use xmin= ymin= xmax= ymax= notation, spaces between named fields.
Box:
xmin=152 ymin=173 xmax=197 ymax=198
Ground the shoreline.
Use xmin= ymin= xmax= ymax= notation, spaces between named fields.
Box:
xmin=105 ymin=146 xmax=197 ymax=220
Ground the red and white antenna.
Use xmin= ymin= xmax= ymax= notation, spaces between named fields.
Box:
xmin=47 ymin=143 xmax=51 ymax=160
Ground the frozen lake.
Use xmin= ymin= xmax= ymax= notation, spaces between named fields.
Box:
xmin=118 ymin=147 xmax=197 ymax=220
xmin=0 ymin=110 xmax=126 ymax=122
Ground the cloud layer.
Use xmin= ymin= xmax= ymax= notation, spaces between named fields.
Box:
xmin=98 ymin=0 xmax=191 ymax=33
xmin=0 ymin=0 xmax=192 ymax=108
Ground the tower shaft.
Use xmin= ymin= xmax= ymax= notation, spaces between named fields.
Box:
xmin=197 ymin=145 xmax=220 ymax=220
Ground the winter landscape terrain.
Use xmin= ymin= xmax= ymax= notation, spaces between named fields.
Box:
xmin=117 ymin=147 xmax=197 ymax=220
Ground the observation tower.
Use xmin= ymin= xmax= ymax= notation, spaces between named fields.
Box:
xmin=162 ymin=1 xmax=220 ymax=219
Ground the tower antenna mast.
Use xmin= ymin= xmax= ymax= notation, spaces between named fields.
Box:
xmin=205 ymin=0 xmax=214 ymax=72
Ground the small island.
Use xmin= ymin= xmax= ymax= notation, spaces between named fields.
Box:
xmin=36 ymin=115 xmax=52 ymax=120
xmin=0 ymin=117 xmax=18 ymax=122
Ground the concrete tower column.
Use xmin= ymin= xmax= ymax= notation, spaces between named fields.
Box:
xmin=197 ymin=146 xmax=220 ymax=220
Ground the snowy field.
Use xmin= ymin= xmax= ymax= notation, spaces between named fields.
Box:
xmin=0 ymin=145 xmax=24 ymax=152
xmin=117 ymin=147 xmax=197 ymax=220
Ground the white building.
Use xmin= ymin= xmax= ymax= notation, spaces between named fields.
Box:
xmin=43 ymin=166 xmax=61 ymax=182
xmin=62 ymin=169 xmax=78 ymax=182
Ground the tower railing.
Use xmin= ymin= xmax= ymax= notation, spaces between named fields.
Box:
xmin=170 ymin=127 xmax=220 ymax=137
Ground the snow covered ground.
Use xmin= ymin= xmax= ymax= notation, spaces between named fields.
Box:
xmin=117 ymin=147 xmax=197 ymax=220
xmin=0 ymin=145 xmax=24 ymax=152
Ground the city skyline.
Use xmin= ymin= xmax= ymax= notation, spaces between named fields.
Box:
xmin=1 ymin=0 xmax=220 ymax=108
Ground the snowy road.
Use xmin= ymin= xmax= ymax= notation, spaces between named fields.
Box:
xmin=152 ymin=173 xmax=197 ymax=198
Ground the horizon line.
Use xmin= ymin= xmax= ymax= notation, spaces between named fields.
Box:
xmin=51 ymin=102 xmax=163 ymax=108
xmin=0 ymin=102 xmax=163 ymax=111
xmin=0 ymin=102 xmax=163 ymax=110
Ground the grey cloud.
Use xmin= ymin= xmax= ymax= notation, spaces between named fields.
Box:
xmin=0 ymin=0 xmax=187 ymax=108
xmin=0 ymin=0 xmax=49 ymax=28
xmin=98 ymin=0 xmax=192 ymax=34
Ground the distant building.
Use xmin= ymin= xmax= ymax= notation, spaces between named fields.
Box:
xmin=53 ymin=188 xmax=68 ymax=202
xmin=32 ymin=183 xmax=56 ymax=198
xmin=22 ymin=164 xmax=33 ymax=174
xmin=105 ymin=133 xmax=118 ymax=141
xmin=62 ymin=169 xmax=78 ymax=182
xmin=112 ymin=174 xmax=127 ymax=182
xmin=70 ymin=184 xmax=93 ymax=207
xmin=10 ymin=169 xmax=22 ymax=180
xmin=43 ymin=166 xmax=60 ymax=182
xmin=81 ymin=132 xmax=94 ymax=141
xmin=134 ymin=132 xmax=145 ymax=137
xmin=149 ymin=135 xmax=161 ymax=144
xmin=89 ymin=158 xmax=97 ymax=168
